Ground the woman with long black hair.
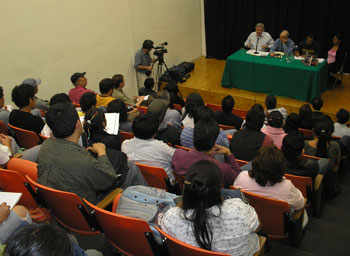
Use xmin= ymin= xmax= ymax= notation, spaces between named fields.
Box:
xmin=158 ymin=160 xmax=260 ymax=255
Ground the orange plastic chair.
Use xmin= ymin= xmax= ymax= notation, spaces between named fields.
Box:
xmin=173 ymin=104 xmax=183 ymax=110
xmin=0 ymin=169 xmax=50 ymax=222
xmin=8 ymin=124 xmax=41 ymax=149
xmin=206 ymin=103 xmax=222 ymax=112
xmin=120 ymin=131 xmax=134 ymax=144
xmin=25 ymin=175 xmax=100 ymax=235
xmin=84 ymin=198 xmax=159 ymax=256
xmin=173 ymin=172 xmax=185 ymax=192
xmin=134 ymin=163 xmax=171 ymax=191
xmin=175 ymin=145 xmax=191 ymax=151
xmin=236 ymin=159 xmax=248 ymax=167
xmin=0 ymin=121 xmax=8 ymax=135
xmin=156 ymin=226 xmax=229 ymax=256
xmin=284 ymin=174 xmax=312 ymax=199
xmin=137 ymin=106 xmax=148 ymax=114
xmin=7 ymin=158 xmax=38 ymax=181
xmin=39 ymin=134 xmax=49 ymax=141
xmin=227 ymin=134 xmax=233 ymax=144
xmin=298 ymin=128 xmax=314 ymax=140
xmin=218 ymin=124 xmax=236 ymax=130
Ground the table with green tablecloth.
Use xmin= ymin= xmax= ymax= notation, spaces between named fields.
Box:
xmin=221 ymin=50 xmax=328 ymax=102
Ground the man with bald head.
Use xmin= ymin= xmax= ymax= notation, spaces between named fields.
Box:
xmin=270 ymin=30 xmax=295 ymax=57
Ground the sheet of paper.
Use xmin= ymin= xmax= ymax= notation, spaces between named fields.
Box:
xmin=246 ymin=50 xmax=269 ymax=57
xmin=294 ymin=56 xmax=305 ymax=60
xmin=317 ymin=58 xmax=325 ymax=63
xmin=105 ymin=113 xmax=120 ymax=135
xmin=0 ymin=192 xmax=22 ymax=209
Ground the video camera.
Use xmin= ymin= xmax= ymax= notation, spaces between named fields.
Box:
xmin=153 ymin=42 xmax=168 ymax=57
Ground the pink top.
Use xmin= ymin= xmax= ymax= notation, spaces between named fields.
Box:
xmin=234 ymin=171 xmax=304 ymax=210
xmin=261 ymin=126 xmax=286 ymax=149
xmin=69 ymin=86 xmax=96 ymax=104
xmin=327 ymin=49 xmax=337 ymax=64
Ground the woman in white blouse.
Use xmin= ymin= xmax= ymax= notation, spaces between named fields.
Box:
xmin=159 ymin=160 xmax=260 ymax=256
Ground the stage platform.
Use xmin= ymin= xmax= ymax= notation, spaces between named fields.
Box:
xmin=177 ymin=57 xmax=349 ymax=120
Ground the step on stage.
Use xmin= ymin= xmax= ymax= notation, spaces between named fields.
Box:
xmin=178 ymin=57 xmax=349 ymax=120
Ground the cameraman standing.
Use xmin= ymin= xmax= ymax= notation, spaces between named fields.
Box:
xmin=134 ymin=40 xmax=156 ymax=90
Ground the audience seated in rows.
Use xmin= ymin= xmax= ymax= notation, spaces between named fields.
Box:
xmin=111 ymin=74 xmax=144 ymax=106
xmin=283 ymin=113 xmax=300 ymax=134
xmin=68 ymin=72 xmax=95 ymax=104
xmin=0 ymin=87 xmax=10 ymax=124
xmin=159 ymin=160 xmax=260 ymax=255
xmin=83 ymin=108 xmax=121 ymax=151
xmin=182 ymin=92 xmax=204 ymax=128
xmin=22 ymin=78 xmax=49 ymax=111
xmin=163 ymin=82 xmax=185 ymax=107
xmin=181 ymin=106 xmax=229 ymax=149
xmin=37 ymin=102 xmax=146 ymax=204
xmin=265 ymin=94 xmax=288 ymax=120
xmin=9 ymin=84 xmax=45 ymax=135
xmin=107 ymin=99 xmax=134 ymax=133
xmin=139 ymin=78 xmax=157 ymax=98
xmin=121 ymin=113 xmax=176 ymax=184
xmin=214 ymin=95 xmax=243 ymax=129
xmin=299 ymin=104 xmax=314 ymax=130
xmin=147 ymin=99 xmax=181 ymax=146
xmin=157 ymin=90 xmax=182 ymax=129
xmin=172 ymin=118 xmax=241 ymax=188
xmin=96 ymin=78 xmax=115 ymax=109
xmin=0 ymin=203 xmax=31 ymax=245
xmin=261 ymin=111 xmax=286 ymax=149
xmin=333 ymin=108 xmax=350 ymax=137
xmin=234 ymin=145 xmax=305 ymax=211
xmin=230 ymin=104 xmax=273 ymax=161
xmin=79 ymin=92 xmax=97 ymax=113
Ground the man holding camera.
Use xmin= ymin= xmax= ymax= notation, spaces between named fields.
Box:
xmin=134 ymin=40 xmax=156 ymax=90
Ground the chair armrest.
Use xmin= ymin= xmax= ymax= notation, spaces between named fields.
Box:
xmin=314 ymin=174 xmax=324 ymax=191
xmin=12 ymin=153 xmax=23 ymax=159
xmin=96 ymin=188 xmax=123 ymax=209
xmin=292 ymin=198 xmax=307 ymax=220
xmin=254 ymin=236 xmax=266 ymax=256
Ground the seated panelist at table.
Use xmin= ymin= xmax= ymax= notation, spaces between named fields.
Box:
xmin=270 ymin=30 xmax=295 ymax=57
xmin=296 ymin=34 xmax=320 ymax=57
xmin=244 ymin=23 xmax=274 ymax=52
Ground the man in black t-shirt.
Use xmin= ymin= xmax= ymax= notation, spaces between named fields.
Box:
xmin=296 ymin=34 xmax=320 ymax=57
xmin=9 ymin=84 xmax=45 ymax=134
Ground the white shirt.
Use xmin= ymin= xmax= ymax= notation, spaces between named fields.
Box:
xmin=182 ymin=114 xmax=194 ymax=128
xmin=267 ymin=107 xmax=288 ymax=120
xmin=121 ymin=137 xmax=176 ymax=183
xmin=332 ymin=123 xmax=350 ymax=137
xmin=244 ymin=32 xmax=275 ymax=52
xmin=159 ymin=198 xmax=260 ymax=256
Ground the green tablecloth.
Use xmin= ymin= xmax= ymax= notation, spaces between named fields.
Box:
xmin=221 ymin=50 xmax=328 ymax=102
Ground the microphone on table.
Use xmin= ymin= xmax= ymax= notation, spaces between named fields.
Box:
xmin=254 ymin=37 xmax=260 ymax=54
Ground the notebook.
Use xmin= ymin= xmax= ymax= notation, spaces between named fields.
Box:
xmin=0 ymin=192 xmax=22 ymax=209
xmin=105 ymin=113 xmax=120 ymax=135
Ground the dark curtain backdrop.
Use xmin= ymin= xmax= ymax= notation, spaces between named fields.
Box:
xmin=204 ymin=0 xmax=350 ymax=71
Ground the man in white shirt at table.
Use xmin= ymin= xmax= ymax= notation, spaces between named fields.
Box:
xmin=244 ymin=23 xmax=274 ymax=52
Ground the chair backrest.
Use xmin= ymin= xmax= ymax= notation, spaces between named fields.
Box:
xmin=218 ymin=124 xmax=236 ymax=130
xmin=175 ymin=145 xmax=191 ymax=151
xmin=25 ymin=175 xmax=99 ymax=235
xmin=284 ymin=174 xmax=312 ymax=198
xmin=0 ymin=169 xmax=38 ymax=209
xmin=206 ymin=103 xmax=222 ymax=112
xmin=120 ymin=131 xmax=134 ymax=144
xmin=298 ymin=128 xmax=314 ymax=140
xmin=236 ymin=159 xmax=248 ymax=167
xmin=84 ymin=198 xmax=157 ymax=256
xmin=231 ymin=187 xmax=290 ymax=239
xmin=137 ymin=106 xmax=148 ymax=114
xmin=227 ymin=134 xmax=233 ymax=144
xmin=173 ymin=172 xmax=185 ymax=192
xmin=134 ymin=163 xmax=170 ymax=190
xmin=301 ymin=154 xmax=321 ymax=161
xmin=173 ymin=104 xmax=183 ymax=110
xmin=7 ymin=124 xmax=41 ymax=149
xmin=339 ymin=52 xmax=348 ymax=73
xmin=7 ymin=158 xmax=38 ymax=181
xmin=39 ymin=134 xmax=49 ymax=141
xmin=0 ymin=121 xmax=8 ymax=135
xmin=155 ymin=226 xmax=229 ymax=256
xmin=232 ymin=109 xmax=248 ymax=118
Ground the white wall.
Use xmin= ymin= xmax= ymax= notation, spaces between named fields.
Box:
xmin=0 ymin=0 xmax=203 ymax=105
